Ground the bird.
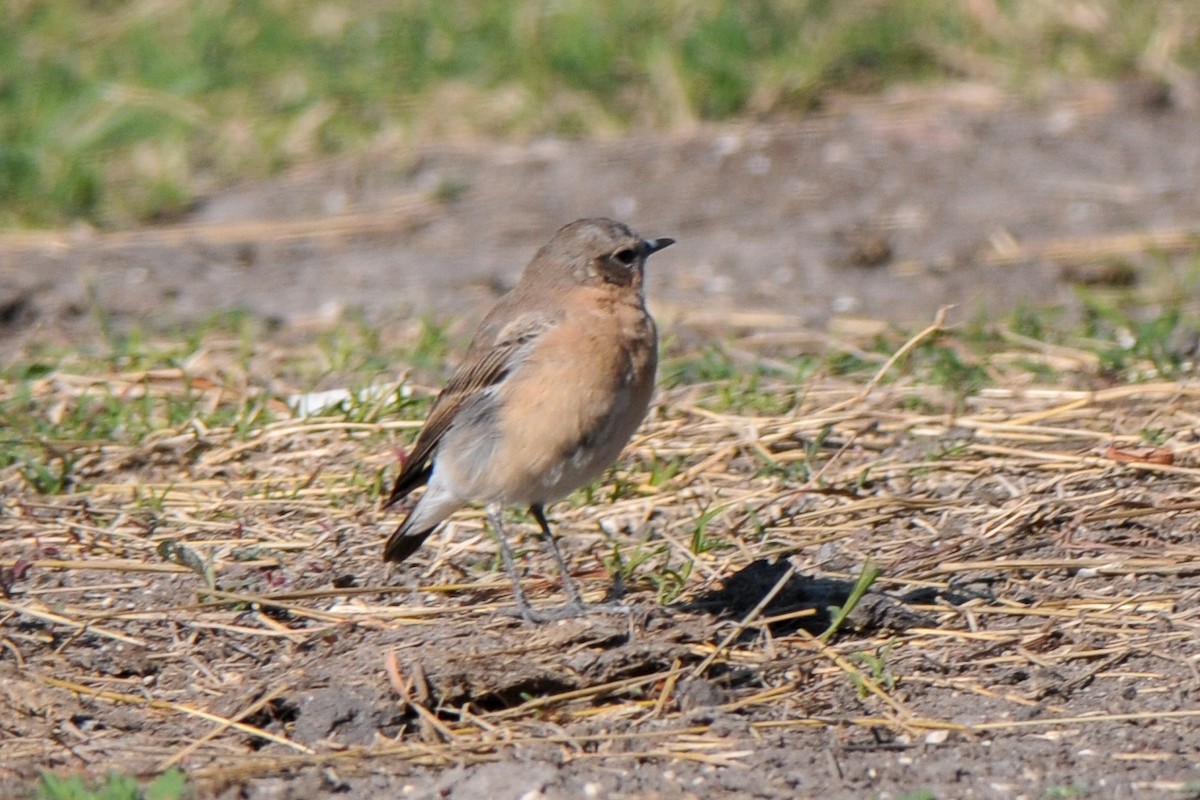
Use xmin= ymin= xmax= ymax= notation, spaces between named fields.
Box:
xmin=382 ymin=218 xmax=674 ymax=622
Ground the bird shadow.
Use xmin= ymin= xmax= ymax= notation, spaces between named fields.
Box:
xmin=672 ymin=558 xmax=944 ymax=639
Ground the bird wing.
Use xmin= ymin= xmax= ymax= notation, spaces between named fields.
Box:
xmin=382 ymin=310 xmax=556 ymax=508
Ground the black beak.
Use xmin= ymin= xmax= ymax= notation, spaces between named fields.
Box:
xmin=645 ymin=237 xmax=675 ymax=255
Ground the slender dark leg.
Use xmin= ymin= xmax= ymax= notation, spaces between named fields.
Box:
xmin=530 ymin=503 xmax=586 ymax=611
xmin=487 ymin=503 xmax=539 ymax=622
xmin=489 ymin=504 xmax=626 ymax=623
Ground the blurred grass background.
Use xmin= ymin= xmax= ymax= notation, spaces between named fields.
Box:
xmin=2 ymin=0 xmax=1198 ymax=228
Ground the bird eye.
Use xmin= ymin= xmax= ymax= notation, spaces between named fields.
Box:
xmin=613 ymin=248 xmax=636 ymax=266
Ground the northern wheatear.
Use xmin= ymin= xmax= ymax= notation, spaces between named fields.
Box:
xmin=382 ymin=218 xmax=674 ymax=622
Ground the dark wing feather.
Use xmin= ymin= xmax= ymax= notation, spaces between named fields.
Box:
xmin=382 ymin=312 xmax=553 ymax=508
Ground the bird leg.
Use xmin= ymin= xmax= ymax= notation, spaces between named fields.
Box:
xmin=487 ymin=503 xmax=540 ymax=622
xmin=530 ymin=503 xmax=586 ymax=612
xmin=489 ymin=503 xmax=627 ymax=623
xmin=532 ymin=504 xmax=630 ymax=619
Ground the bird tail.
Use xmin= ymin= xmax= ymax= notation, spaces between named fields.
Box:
xmin=382 ymin=517 xmax=435 ymax=564
xmin=382 ymin=480 xmax=464 ymax=564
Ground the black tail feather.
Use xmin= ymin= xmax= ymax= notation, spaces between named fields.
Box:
xmin=383 ymin=518 xmax=435 ymax=564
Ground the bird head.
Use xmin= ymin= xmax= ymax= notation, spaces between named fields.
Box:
xmin=526 ymin=217 xmax=674 ymax=295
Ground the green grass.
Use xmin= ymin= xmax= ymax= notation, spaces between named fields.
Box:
xmin=1 ymin=298 xmax=1193 ymax=505
xmin=602 ymin=525 xmax=719 ymax=605
xmin=850 ymin=640 xmax=898 ymax=696
xmin=661 ymin=300 xmax=1199 ymax=424
xmin=4 ymin=0 xmax=1199 ymax=227
xmin=821 ymin=558 xmax=882 ymax=642
xmin=0 ymin=313 xmax=450 ymax=502
xmin=36 ymin=769 xmax=187 ymax=800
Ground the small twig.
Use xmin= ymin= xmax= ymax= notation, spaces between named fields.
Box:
xmin=648 ymin=658 xmax=683 ymax=719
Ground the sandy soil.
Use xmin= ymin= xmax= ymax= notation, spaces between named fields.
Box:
xmin=3 ymin=81 xmax=1200 ymax=799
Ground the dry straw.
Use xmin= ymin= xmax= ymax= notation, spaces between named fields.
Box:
xmin=2 ymin=309 xmax=1199 ymax=789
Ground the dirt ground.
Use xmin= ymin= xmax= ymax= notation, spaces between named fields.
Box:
xmin=3 ymin=81 xmax=1200 ymax=799
xmin=5 ymin=80 xmax=1200 ymax=346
